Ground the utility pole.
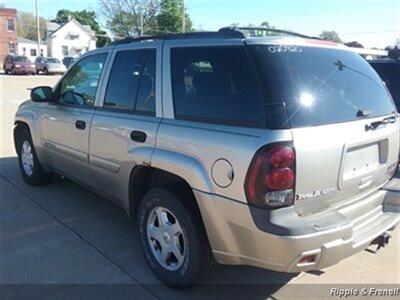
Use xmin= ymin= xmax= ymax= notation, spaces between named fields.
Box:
xmin=35 ymin=0 xmax=41 ymax=55
xmin=182 ymin=0 xmax=185 ymax=33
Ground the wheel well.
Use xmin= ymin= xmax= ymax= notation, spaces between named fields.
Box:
xmin=129 ymin=166 xmax=199 ymax=218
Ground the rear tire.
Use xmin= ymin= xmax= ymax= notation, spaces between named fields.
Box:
xmin=138 ymin=188 xmax=215 ymax=288
xmin=16 ymin=128 xmax=52 ymax=185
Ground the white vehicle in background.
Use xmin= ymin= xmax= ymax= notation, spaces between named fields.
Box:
xmin=35 ymin=57 xmax=67 ymax=75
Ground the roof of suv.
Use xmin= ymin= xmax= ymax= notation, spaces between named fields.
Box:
xmin=106 ymin=27 xmax=349 ymax=51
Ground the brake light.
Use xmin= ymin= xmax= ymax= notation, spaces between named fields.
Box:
xmin=264 ymin=168 xmax=294 ymax=190
xmin=245 ymin=143 xmax=295 ymax=208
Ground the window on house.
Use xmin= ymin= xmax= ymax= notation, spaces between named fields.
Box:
xmin=7 ymin=19 xmax=15 ymax=31
xmin=22 ymin=47 xmax=26 ymax=55
xmin=62 ymin=46 xmax=68 ymax=56
xmin=30 ymin=49 xmax=37 ymax=56
xmin=8 ymin=42 xmax=16 ymax=54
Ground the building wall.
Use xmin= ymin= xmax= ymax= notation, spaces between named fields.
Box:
xmin=46 ymin=20 xmax=96 ymax=60
xmin=18 ymin=42 xmax=48 ymax=62
xmin=0 ymin=8 xmax=18 ymax=65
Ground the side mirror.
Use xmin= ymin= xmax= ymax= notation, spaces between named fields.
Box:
xmin=31 ymin=86 xmax=53 ymax=103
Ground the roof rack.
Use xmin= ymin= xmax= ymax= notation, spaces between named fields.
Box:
xmin=219 ymin=26 xmax=319 ymax=39
xmin=110 ymin=30 xmax=244 ymax=45
xmin=109 ymin=26 xmax=319 ymax=46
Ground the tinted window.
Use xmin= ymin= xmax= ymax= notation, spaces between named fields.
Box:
xmin=58 ymin=53 xmax=107 ymax=107
xmin=171 ymin=46 xmax=265 ymax=127
xmin=104 ymin=49 xmax=156 ymax=115
xmin=104 ymin=50 xmax=146 ymax=110
xmin=251 ymin=45 xmax=396 ymax=128
xmin=371 ymin=62 xmax=400 ymax=107
xmin=14 ymin=56 xmax=29 ymax=62
xmin=135 ymin=50 xmax=156 ymax=115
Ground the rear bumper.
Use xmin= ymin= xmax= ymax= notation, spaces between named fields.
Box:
xmin=194 ymin=178 xmax=400 ymax=272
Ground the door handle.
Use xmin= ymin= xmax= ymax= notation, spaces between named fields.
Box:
xmin=75 ymin=120 xmax=86 ymax=130
xmin=130 ymin=130 xmax=147 ymax=143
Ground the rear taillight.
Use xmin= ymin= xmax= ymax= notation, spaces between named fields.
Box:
xmin=245 ymin=143 xmax=295 ymax=208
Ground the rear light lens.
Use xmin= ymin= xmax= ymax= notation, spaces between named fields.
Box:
xmin=264 ymin=168 xmax=294 ymax=190
xmin=245 ymin=142 xmax=295 ymax=208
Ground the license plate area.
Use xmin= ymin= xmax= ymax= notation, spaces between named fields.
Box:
xmin=339 ymin=139 xmax=388 ymax=190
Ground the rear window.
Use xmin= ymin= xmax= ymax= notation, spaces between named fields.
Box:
xmin=370 ymin=62 xmax=400 ymax=107
xmin=171 ymin=46 xmax=267 ymax=128
xmin=14 ymin=56 xmax=29 ymax=62
xmin=250 ymin=45 xmax=396 ymax=128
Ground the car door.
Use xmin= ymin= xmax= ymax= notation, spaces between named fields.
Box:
xmin=40 ymin=51 xmax=110 ymax=187
xmin=89 ymin=42 xmax=161 ymax=203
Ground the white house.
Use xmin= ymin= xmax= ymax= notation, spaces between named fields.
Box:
xmin=17 ymin=37 xmax=48 ymax=61
xmin=45 ymin=18 xmax=97 ymax=61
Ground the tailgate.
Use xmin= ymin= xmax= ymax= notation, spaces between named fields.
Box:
xmin=293 ymin=116 xmax=399 ymax=216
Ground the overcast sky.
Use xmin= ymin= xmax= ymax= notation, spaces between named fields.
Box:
xmin=3 ymin=0 xmax=399 ymax=48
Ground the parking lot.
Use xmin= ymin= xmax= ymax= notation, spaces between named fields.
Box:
xmin=0 ymin=73 xmax=399 ymax=299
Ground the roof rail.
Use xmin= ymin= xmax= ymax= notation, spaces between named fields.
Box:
xmin=110 ymin=30 xmax=244 ymax=45
xmin=220 ymin=26 xmax=320 ymax=39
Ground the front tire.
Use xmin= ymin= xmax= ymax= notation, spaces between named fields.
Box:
xmin=138 ymin=188 xmax=215 ymax=288
xmin=16 ymin=128 xmax=52 ymax=185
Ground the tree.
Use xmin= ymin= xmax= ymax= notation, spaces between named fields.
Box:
xmin=52 ymin=9 xmax=110 ymax=47
xmin=345 ymin=41 xmax=364 ymax=48
xmin=157 ymin=0 xmax=192 ymax=33
xmin=100 ymin=0 xmax=159 ymax=37
xmin=387 ymin=46 xmax=400 ymax=59
xmin=319 ymin=30 xmax=342 ymax=43
xmin=17 ymin=11 xmax=46 ymax=41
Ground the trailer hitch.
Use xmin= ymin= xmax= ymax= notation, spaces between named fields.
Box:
xmin=368 ymin=232 xmax=391 ymax=253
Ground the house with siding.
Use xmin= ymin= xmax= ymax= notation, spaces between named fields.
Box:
xmin=17 ymin=37 xmax=48 ymax=61
xmin=45 ymin=18 xmax=97 ymax=60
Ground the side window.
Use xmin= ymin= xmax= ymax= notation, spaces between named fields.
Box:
xmin=135 ymin=49 xmax=156 ymax=115
xmin=58 ymin=53 xmax=107 ymax=107
xmin=171 ymin=46 xmax=265 ymax=127
xmin=104 ymin=49 xmax=156 ymax=116
xmin=104 ymin=49 xmax=146 ymax=110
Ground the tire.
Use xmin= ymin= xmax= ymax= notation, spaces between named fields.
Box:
xmin=11 ymin=68 xmax=16 ymax=75
xmin=16 ymin=128 xmax=52 ymax=185
xmin=44 ymin=68 xmax=49 ymax=75
xmin=138 ymin=188 xmax=215 ymax=288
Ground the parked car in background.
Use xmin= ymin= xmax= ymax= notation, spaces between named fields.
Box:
xmin=35 ymin=57 xmax=67 ymax=75
xmin=14 ymin=28 xmax=400 ymax=288
xmin=370 ymin=59 xmax=400 ymax=109
xmin=62 ymin=56 xmax=77 ymax=68
xmin=3 ymin=55 xmax=36 ymax=75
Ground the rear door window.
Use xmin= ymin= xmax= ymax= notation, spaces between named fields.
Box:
xmin=104 ymin=49 xmax=156 ymax=115
xmin=170 ymin=46 xmax=266 ymax=128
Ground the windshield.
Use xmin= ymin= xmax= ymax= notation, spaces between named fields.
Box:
xmin=46 ymin=58 xmax=60 ymax=64
xmin=250 ymin=45 xmax=395 ymax=128
xmin=14 ymin=56 xmax=30 ymax=62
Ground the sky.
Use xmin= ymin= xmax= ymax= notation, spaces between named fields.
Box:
xmin=2 ymin=0 xmax=399 ymax=48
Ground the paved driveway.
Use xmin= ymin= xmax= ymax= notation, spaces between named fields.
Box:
xmin=0 ymin=74 xmax=399 ymax=299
